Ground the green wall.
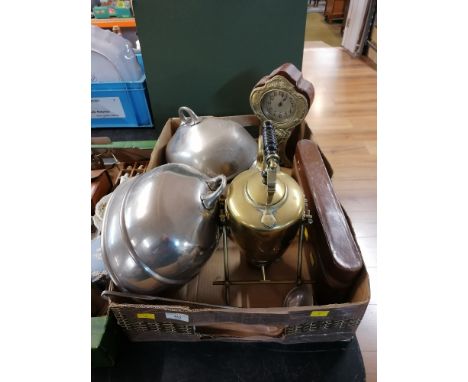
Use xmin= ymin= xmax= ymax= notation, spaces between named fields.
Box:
xmin=133 ymin=0 xmax=308 ymax=132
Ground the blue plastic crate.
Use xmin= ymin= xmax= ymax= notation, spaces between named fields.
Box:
xmin=135 ymin=53 xmax=145 ymax=73
xmin=91 ymin=74 xmax=152 ymax=128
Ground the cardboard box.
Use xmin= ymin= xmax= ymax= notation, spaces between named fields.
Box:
xmin=106 ymin=115 xmax=370 ymax=344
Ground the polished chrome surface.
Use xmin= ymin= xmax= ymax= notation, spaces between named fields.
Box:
xmin=166 ymin=107 xmax=257 ymax=180
xmin=101 ymin=163 xmax=226 ymax=295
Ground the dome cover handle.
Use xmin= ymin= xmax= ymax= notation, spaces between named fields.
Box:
xmin=201 ymin=174 xmax=227 ymax=209
xmin=178 ymin=106 xmax=202 ymax=126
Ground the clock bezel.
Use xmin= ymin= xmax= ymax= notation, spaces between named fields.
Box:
xmin=260 ymin=89 xmax=296 ymax=122
xmin=250 ymin=75 xmax=309 ymax=143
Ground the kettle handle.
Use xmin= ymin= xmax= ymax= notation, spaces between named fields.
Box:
xmin=178 ymin=106 xmax=201 ymax=126
xmin=201 ymin=174 xmax=227 ymax=209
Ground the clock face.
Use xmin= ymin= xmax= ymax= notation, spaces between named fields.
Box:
xmin=260 ymin=90 xmax=296 ymax=122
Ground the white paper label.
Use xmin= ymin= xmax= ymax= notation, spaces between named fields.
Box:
xmin=91 ymin=97 xmax=125 ymax=119
xmin=165 ymin=312 xmax=189 ymax=323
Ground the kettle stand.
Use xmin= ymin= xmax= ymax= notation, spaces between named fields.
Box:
xmin=213 ymin=200 xmax=314 ymax=306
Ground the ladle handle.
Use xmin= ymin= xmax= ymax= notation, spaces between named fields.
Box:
xmin=201 ymin=174 xmax=227 ymax=210
xmin=178 ymin=106 xmax=201 ymax=126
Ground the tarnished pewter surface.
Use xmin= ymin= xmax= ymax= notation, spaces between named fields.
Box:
xmin=166 ymin=107 xmax=257 ymax=180
xmin=101 ymin=163 xmax=226 ymax=295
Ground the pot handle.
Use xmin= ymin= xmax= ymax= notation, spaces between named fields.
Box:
xmin=201 ymin=175 xmax=227 ymax=210
xmin=178 ymin=106 xmax=201 ymax=126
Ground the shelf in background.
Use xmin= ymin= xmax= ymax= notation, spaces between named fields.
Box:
xmin=91 ymin=17 xmax=136 ymax=28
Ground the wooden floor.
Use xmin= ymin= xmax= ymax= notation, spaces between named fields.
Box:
xmin=301 ymin=44 xmax=377 ymax=382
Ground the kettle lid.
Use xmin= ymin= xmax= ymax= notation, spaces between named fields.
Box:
xmin=226 ymin=169 xmax=304 ymax=230
xmin=245 ymin=172 xmax=287 ymax=208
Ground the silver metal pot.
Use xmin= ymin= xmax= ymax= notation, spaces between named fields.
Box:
xmin=166 ymin=107 xmax=257 ymax=180
xmin=101 ymin=163 xmax=227 ymax=295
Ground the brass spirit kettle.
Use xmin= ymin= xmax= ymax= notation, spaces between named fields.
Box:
xmin=225 ymin=121 xmax=305 ymax=267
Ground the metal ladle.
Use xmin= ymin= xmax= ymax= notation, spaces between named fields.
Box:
xmin=283 ymin=223 xmax=315 ymax=307
xmin=283 ymin=284 xmax=314 ymax=307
